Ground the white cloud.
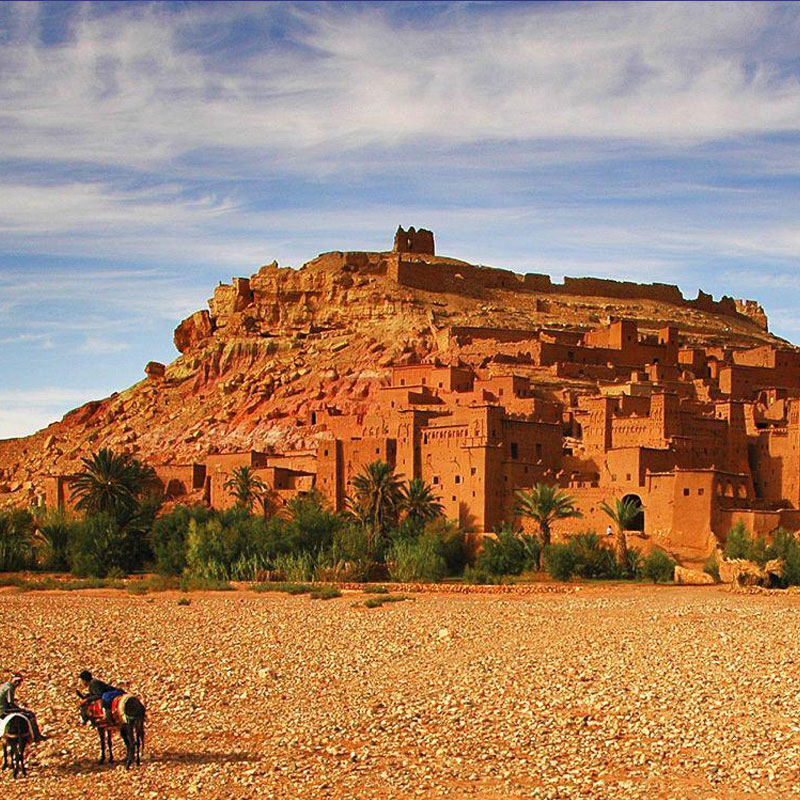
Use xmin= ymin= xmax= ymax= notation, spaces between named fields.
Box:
xmin=0 ymin=387 xmax=111 ymax=439
xmin=77 ymin=336 xmax=130 ymax=355
xmin=1 ymin=1 xmax=800 ymax=177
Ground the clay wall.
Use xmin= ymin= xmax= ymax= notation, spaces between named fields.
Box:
xmin=43 ymin=475 xmax=76 ymax=513
xmin=153 ymin=464 xmax=206 ymax=499
xmin=750 ymin=421 xmax=800 ymax=507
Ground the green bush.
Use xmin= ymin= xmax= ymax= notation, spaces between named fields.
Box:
xmin=310 ymin=586 xmax=341 ymax=600
xmin=364 ymin=594 xmax=406 ymax=608
xmin=151 ymin=505 xmax=213 ymax=576
xmin=387 ymin=536 xmax=447 ymax=582
xmin=0 ymin=509 xmax=35 ymax=572
xmin=544 ymin=543 xmax=576 ymax=581
xmin=32 ymin=510 xmax=76 ymax=570
xmin=724 ymin=521 xmax=752 ymax=560
xmin=68 ymin=513 xmax=143 ymax=577
xmin=462 ymin=565 xmax=506 ymax=585
xmin=641 ymin=549 xmax=676 ymax=583
xmin=544 ymin=533 xmax=619 ymax=581
xmin=476 ymin=526 xmax=536 ymax=576
xmin=768 ymin=528 xmax=800 ymax=586
xmin=363 ymin=585 xmax=389 ymax=594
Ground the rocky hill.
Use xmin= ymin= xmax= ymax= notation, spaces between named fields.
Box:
xmin=0 ymin=229 xmax=781 ymax=506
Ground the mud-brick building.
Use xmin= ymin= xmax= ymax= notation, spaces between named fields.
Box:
xmin=41 ymin=313 xmax=800 ymax=561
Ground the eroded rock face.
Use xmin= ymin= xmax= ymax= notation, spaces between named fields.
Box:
xmin=174 ymin=310 xmax=214 ymax=353
xmin=0 ymin=235 xmax=787 ymax=509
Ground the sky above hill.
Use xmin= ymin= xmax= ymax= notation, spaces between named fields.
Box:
xmin=3 ymin=0 xmax=800 ymax=437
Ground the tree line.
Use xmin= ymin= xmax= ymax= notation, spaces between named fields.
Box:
xmin=0 ymin=448 xmax=679 ymax=583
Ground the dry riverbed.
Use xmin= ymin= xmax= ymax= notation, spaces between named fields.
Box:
xmin=0 ymin=584 xmax=799 ymax=799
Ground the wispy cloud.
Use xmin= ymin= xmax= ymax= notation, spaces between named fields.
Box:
xmin=3 ymin=2 xmax=800 ymax=437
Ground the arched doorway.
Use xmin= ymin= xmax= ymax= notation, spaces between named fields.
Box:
xmin=622 ymin=494 xmax=645 ymax=532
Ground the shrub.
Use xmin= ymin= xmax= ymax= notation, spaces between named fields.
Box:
xmin=184 ymin=513 xmax=274 ymax=580
xmin=768 ymin=528 xmax=800 ymax=586
xmin=284 ymin=491 xmax=343 ymax=554
xmin=724 ymin=521 xmax=752 ymax=560
xmin=421 ymin=518 xmax=469 ymax=575
xmin=0 ymin=509 xmax=35 ymax=572
xmin=177 ymin=597 xmax=191 ymax=606
xmin=364 ymin=585 xmax=389 ymax=594
xmin=32 ymin=510 xmax=76 ymax=570
xmin=544 ymin=533 xmax=619 ymax=581
xmin=310 ymin=586 xmax=341 ymax=600
xmin=68 ymin=513 xmax=141 ymax=577
xmin=544 ymin=543 xmax=576 ymax=581
xmin=271 ymin=552 xmax=316 ymax=582
xmin=476 ymin=526 xmax=535 ymax=576
xmin=641 ymin=549 xmax=676 ymax=583
xmin=364 ymin=594 xmax=406 ymax=608
xmin=151 ymin=505 xmax=213 ymax=576
xmin=387 ymin=536 xmax=447 ymax=583
xmin=126 ymin=575 xmax=180 ymax=594
xmin=462 ymin=565 xmax=505 ymax=585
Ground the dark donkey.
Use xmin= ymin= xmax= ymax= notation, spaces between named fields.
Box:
xmin=79 ymin=694 xmax=146 ymax=768
xmin=1 ymin=714 xmax=33 ymax=778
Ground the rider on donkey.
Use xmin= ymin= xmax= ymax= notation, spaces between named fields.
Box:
xmin=77 ymin=671 xmax=125 ymax=726
xmin=0 ymin=673 xmax=45 ymax=741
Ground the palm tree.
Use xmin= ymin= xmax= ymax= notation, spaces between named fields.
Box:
xmin=399 ymin=478 xmax=444 ymax=527
xmin=223 ymin=466 xmax=267 ymax=512
xmin=347 ymin=460 xmax=403 ymax=554
xmin=600 ymin=497 xmax=643 ymax=568
xmin=69 ymin=448 xmax=157 ymax=522
xmin=515 ymin=484 xmax=582 ymax=569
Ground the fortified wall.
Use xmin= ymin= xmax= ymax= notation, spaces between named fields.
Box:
xmin=386 ymin=255 xmax=766 ymax=330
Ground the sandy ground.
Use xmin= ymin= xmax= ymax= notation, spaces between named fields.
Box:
xmin=0 ymin=584 xmax=799 ymax=799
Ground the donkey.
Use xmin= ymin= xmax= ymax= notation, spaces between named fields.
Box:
xmin=80 ymin=694 xmax=146 ymax=769
xmin=1 ymin=713 xmax=33 ymax=778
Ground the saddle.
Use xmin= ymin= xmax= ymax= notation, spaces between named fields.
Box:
xmin=85 ymin=694 xmax=135 ymax=727
xmin=0 ymin=713 xmax=33 ymax=740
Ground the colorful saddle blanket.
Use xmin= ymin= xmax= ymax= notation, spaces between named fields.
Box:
xmin=0 ymin=712 xmax=33 ymax=739
xmin=85 ymin=693 xmax=136 ymax=727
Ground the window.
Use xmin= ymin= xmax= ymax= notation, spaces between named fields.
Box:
xmin=471 ymin=467 xmax=477 ymax=476
xmin=375 ymin=448 xmax=380 ymax=454
xmin=400 ymin=379 xmax=405 ymax=386
xmin=452 ymin=496 xmax=456 ymax=502
xmin=499 ymin=388 xmax=504 ymax=396
xmin=433 ymin=476 xmax=439 ymax=485
xmin=698 ymin=488 xmax=705 ymax=496
xmin=439 ymin=382 xmax=443 ymax=388
xmin=683 ymin=488 xmax=690 ymax=496
xmin=535 ymin=443 xmax=542 ymax=459
xmin=323 ymin=449 xmax=329 ymax=456
xmin=455 ymin=475 xmax=461 ymax=484
xmin=510 ymin=442 xmax=518 ymax=459
xmin=626 ymin=473 xmax=631 ymax=481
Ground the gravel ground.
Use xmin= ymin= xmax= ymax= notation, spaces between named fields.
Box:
xmin=0 ymin=585 xmax=799 ymax=799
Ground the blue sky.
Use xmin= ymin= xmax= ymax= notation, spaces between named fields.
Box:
xmin=4 ymin=1 xmax=800 ymax=437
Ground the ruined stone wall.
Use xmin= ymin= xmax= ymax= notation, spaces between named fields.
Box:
xmin=390 ymin=258 xmax=765 ymax=329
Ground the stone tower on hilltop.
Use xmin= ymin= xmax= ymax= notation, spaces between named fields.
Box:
xmin=393 ymin=225 xmax=435 ymax=255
